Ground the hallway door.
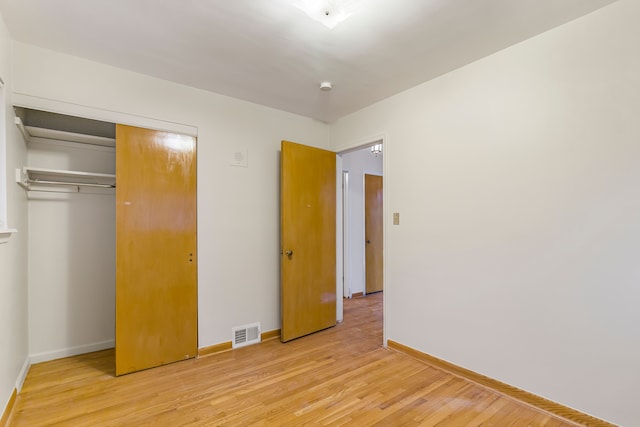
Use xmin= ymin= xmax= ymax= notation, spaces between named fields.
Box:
xmin=365 ymin=174 xmax=383 ymax=294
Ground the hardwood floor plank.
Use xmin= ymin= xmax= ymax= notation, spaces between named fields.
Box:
xmin=9 ymin=293 xmax=582 ymax=426
xmin=0 ymin=387 xmax=17 ymax=427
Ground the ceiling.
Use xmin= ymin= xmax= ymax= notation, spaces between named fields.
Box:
xmin=0 ymin=0 xmax=617 ymax=123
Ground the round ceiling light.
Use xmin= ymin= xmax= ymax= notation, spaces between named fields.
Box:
xmin=320 ymin=81 xmax=332 ymax=91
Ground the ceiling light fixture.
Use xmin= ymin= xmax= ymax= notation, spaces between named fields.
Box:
xmin=371 ymin=144 xmax=383 ymax=156
xmin=292 ymin=0 xmax=364 ymax=29
xmin=320 ymin=81 xmax=333 ymax=91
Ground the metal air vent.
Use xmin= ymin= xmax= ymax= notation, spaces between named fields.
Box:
xmin=232 ymin=322 xmax=261 ymax=349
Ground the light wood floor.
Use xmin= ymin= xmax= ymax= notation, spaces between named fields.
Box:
xmin=9 ymin=293 xmax=578 ymax=426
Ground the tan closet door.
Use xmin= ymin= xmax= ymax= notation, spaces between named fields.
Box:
xmin=115 ymin=124 xmax=197 ymax=376
xmin=365 ymin=174 xmax=383 ymax=294
xmin=281 ymin=140 xmax=336 ymax=342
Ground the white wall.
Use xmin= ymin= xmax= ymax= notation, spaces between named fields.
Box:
xmin=26 ymin=140 xmax=115 ymax=362
xmin=341 ymin=148 xmax=383 ymax=296
xmin=12 ymin=42 xmax=329 ymax=354
xmin=330 ymin=1 xmax=640 ymax=425
xmin=0 ymin=9 xmax=28 ymax=418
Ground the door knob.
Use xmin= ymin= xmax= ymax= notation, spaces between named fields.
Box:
xmin=366 ymin=240 xmax=371 ymax=244
xmin=285 ymin=250 xmax=293 ymax=257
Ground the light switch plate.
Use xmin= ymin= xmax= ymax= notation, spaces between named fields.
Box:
xmin=393 ymin=212 xmax=400 ymax=225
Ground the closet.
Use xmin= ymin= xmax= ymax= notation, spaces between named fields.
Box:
xmin=16 ymin=107 xmax=197 ymax=375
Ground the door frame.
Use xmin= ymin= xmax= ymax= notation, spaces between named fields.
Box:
xmin=342 ymin=170 xmax=351 ymax=300
xmin=336 ymin=135 xmax=386 ymax=345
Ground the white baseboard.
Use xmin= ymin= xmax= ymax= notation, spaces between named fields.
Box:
xmin=29 ymin=339 xmax=115 ymax=364
xmin=16 ymin=357 xmax=30 ymax=392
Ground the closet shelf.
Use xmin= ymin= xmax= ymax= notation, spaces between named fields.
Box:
xmin=0 ymin=229 xmax=18 ymax=244
xmin=15 ymin=117 xmax=116 ymax=148
xmin=16 ymin=167 xmax=116 ymax=191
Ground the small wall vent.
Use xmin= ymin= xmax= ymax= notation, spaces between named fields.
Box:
xmin=232 ymin=322 xmax=261 ymax=349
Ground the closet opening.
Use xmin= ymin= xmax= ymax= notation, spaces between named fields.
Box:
xmin=16 ymin=106 xmax=199 ymax=375
xmin=16 ymin=106 xmax=117 ymax=364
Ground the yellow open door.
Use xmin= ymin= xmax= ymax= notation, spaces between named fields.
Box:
xmin=280 ymin=140 xmax=336 ymax=342
xmin=365 ymin=174 xmax=383 ymax=294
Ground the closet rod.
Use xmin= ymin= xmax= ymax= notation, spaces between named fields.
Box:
xmin=29 ymin=179 xmax=115 ymax=188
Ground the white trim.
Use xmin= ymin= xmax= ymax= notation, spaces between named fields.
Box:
xmin=29 ymin=339 xmax=114 ymax=364
xmin=12 ymin=93 xmax=198 ymax=137
xmin=342 ymin=170 xmax=351 ymax=299
xmin=335 ymin=155 xmax=344 ymax=323
xmin=331 ymin=133 xmax=385 ymax=154
xmin=16 ymin=357 xmax=30 ymax=392
xmin=0 ymin=78 xmax=7 ymax=234
xmin=0 ymin=228 xmax=17 ymax=244
xmin=382 ymin=134 xmax=388 ymax=347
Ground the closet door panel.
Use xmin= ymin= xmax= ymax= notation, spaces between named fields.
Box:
xmin=115 ymin=124 xmax=197 ymax=376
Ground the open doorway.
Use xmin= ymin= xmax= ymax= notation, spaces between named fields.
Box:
xmin=338 ymin=141 xmax=383 ymax=305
